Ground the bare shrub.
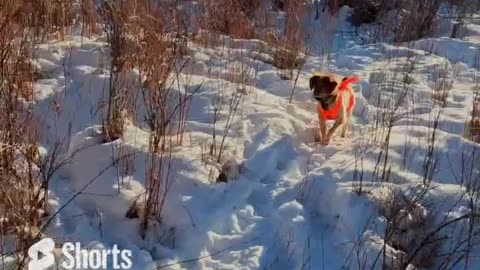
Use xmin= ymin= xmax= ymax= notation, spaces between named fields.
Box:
xmin=352 ymin=134 xmax=374 ymax=194
xmin=352 ymin=0 xmax=441 ymax=43
xmin=447 ymin=0 xmax=480 ymax=14
xmin=346 ymin=0 xmax=381 ymax=27
xmin=113 ymin=0 xmax=198 ymax=237
xmin=80 ymin=0 xmax=100 ymax=38
xmin=469 ymin=83 xmax=480 ymax=142
xmin=445 ymin=0 xmax=474 ymax=39
xmin=192 ymin=41 xmax=255 ymax=183
xmin=99 ymin=0 xmax=138 ymax=142
xmin=138 ymin=33 xmax=176 ymax=151
xmin=0 ymin=4 xmax=45 ymax=268
xmin=370 ymin=81 xmax=409 ymax=182
xmin=20 ymin=0 xmax=77 ymax=41
xmin=393 ymin=0 xmax=441 ymax=43
xmin=217 ymin=88 xmax=245 ymax=163
xmin=470 ymin=100 xmax=480 ymax=141
xmin=271 ymin=0 xmax=286 ymax=11
xmin=416 ymin=63 xmax=452 ymax=187
xmin=199 ymin=0 xmax=259 ymax=39
xmin=273 ymin=45 xmax=304 ymax=71
xmin=321 ymin=0 xmax=345 ymax=15
xmin=200 ymin=82 xmax=246 ymax=178
xmin=0 ymin=89 xmax=44 ymax=242
xmin=372 ymin=186 xmax=440 ymax=268
xmin=263 ymin=0 xmax=307 ymax=79
xmin=328 ymin=0 xmax=442 ymax=43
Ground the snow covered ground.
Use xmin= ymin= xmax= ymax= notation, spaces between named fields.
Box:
xmin=5 ymin=6 xmax=480 ymax=270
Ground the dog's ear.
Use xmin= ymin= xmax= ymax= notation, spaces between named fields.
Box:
xmin=328 ymin=80 xmax=338 ymax=93
xmin=309 ymin=76 xmax=318 ymax=91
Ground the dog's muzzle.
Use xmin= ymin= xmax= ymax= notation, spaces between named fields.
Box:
xmin=314 ymin=94 xmax=337 ymax=110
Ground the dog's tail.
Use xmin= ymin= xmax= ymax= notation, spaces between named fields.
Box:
xmin=339 ymin=76 xmax=360 ymax=91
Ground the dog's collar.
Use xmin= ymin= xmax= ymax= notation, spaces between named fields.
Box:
xmin=315 ymin=95 xmax=337 ymax=110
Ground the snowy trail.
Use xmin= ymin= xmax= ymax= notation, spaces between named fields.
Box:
xmin=160 ymin=49 xmax=372 ymax=269
xmin=167 ymin=38 xmax=480 ymax=269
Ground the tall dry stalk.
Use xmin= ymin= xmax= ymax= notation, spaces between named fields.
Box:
xmin=99 ymin=0 xmax=136 ymax=142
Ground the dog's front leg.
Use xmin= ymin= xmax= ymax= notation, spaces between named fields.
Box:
xmin=325 ymin=116 xmax=345 ymax=144
xmin=319 ymin=117 xmax=327 ymax=144
xmin=324 ymin=99 xmax=347 ymax=144
xmin=317 ymin=111 xmax=327 ymax=143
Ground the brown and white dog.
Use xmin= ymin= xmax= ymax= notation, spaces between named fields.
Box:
xmin=309 ymin=72 xmax=359 ymax=145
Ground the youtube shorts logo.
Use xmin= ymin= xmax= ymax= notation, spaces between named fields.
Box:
xmin=28 ymin=238 xmax=55 ymax=270
xmin=27 ymin=238 xmax=132 ymax=270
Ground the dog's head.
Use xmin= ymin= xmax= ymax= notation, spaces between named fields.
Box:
xmin=309 ymin=74 xmax=338 ymax=98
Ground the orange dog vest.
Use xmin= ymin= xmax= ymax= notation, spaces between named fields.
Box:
xmin=317 ymin=76 xmax=359 ymax=120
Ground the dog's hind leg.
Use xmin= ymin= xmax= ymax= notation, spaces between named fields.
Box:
xmin=340 ymin=123 xmax=347 ymax=138
xmin=340 ymin=111 xmax=352 ymax=138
